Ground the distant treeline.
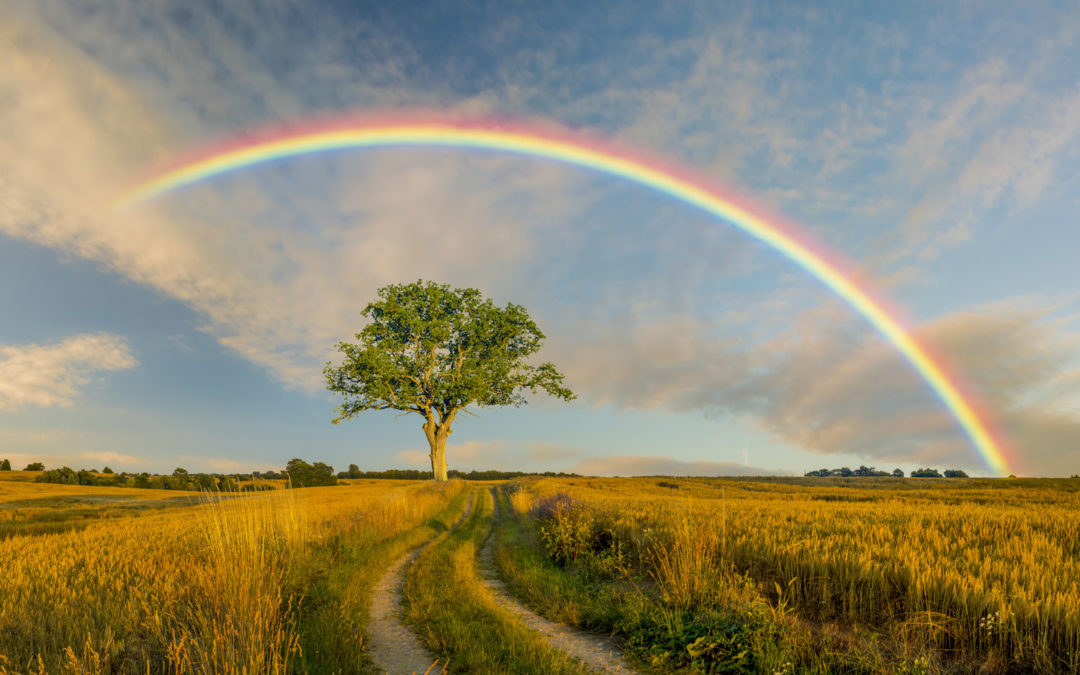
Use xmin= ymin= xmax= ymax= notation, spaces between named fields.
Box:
xmin=33 ymin=466 xmax=250 ymax=491
xmin=804 ymin=465 xmax=969 ymax=478
xmin=22 ymin=457 xmax=580 ymax=491
xmin=0 ymin=459 xmax=43 ymax=471
xmin=332 ymin=463 xmax=580 ymax=481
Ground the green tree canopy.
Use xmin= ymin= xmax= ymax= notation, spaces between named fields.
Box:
xmin=0 ymin=459 xmax=10 ymax=471
xmin=284 ymin=458 xmax=338 ymax=488
xmin=324 ymin=280 xmax=575 ymax=481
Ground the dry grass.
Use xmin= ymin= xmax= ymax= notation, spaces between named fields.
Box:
xmin=516 ymin=476 xmax=1080 ymax=672
xmin=0 ymin=479 xmax=461 ymax=674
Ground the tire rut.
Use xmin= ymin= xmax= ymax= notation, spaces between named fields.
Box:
xmin=368 ymin=493 xmax=475 ymax=675
xmin=478 ymin=488 xmax=638 ymax=674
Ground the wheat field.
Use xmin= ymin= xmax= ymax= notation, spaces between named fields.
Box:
xmin=510 ymin=476 xmax=1080 ymax=672
xmin=0 ymin=477 xmax=462 ymax=674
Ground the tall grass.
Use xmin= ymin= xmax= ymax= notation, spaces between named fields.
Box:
xmin=0 ymin=480 xmax=461 ymax=674
xmin=516 ymin=476 xmax=1080 ymax=672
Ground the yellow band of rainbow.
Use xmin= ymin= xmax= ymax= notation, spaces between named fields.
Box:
xmin=114 ymin=117 xmax=1013 ymax=476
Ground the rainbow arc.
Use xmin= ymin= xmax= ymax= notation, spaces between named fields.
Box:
xmin=115 ymin=115 xmax=1012 ymax=476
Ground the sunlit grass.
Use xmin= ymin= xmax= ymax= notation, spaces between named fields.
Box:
xmin=510 ymin=476 xmax=1080 ymax=673
xmin=0 ymin=479 xmax=462 ymax=674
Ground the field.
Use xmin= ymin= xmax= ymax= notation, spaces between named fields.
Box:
xmin=0 ymin=471 xmax=1076 ymax=674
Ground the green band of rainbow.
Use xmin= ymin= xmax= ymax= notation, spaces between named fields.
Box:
xmin=115 ymin=118 xmax=1012 ymax=475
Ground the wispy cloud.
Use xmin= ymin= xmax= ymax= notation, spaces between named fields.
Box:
xmin=0 ymin=449 xmax=143 ymax=472
xmin=178 ymin=456 xmax=280 ymax=473
xmin=0 ymin=334 xmax=136 ymax=411
xmin=550 ymin=297 xmax=1080 ymax=474
xmin=571 ymin=455 xmax=790 ymax=477
xmin=396 ymin=439 xmax=579 ymax=471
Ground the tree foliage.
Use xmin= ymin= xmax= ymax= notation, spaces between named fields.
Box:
xmin=910 ymin=467 xmax=943 ymax=478
xmin=324 ymin=280 xmax=575 ymax=480
xmin=0 ymin=459 xmax=10 ymax=471
xmin=284 ymin=458 xmax=338 ymax=488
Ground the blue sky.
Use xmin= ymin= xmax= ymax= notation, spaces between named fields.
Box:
xmin=2 ymin=1 xmax=1079 ymax=476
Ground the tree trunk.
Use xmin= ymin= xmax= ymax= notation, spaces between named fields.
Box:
xmin=428 ymin=433 xmax=448 ymax=481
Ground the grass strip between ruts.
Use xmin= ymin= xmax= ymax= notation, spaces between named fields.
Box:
xmin=292 ymin=485 xmax=471 ymax=673
xmin=402 ymin=487 xmax=589 ymax=674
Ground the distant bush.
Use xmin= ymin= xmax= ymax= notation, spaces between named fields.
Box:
xmin=805 ymin=465 xmax=891 ymax=477
xmin=24 ymin=462 xmax=45 ymax=471
xmin=657 ymin=481 xmax=680 ymax=489
xmin=910 ymin=468 xmax=942 ymax=478
xmin=284 ymin=458 xmax=338 ymax=488
xmin=35 ymin=467 xmax=125 ymax=487
xmin=943 ymin=469 xmax=969 ymax=478
xmin=0 ymin=459 xmax=10 ymax=471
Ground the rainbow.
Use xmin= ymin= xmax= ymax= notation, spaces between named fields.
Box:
xmin=115 ymin=115 xmax=1013 ymax=475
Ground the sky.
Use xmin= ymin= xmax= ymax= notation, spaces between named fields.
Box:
xmin=1 ymin=1 xmax=1079 ymax=477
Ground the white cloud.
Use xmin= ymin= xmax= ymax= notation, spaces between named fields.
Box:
xmin=395 ymin=439 xmax=580 ymax=471
xmin=0 ymin=449 xmax=143 ymax=472
xmin=0 ymin=334 xmax=137 ymax=411
xmin=571 ymin=455 xmax=790 ymax=477
xmin=178 ymin=456 xmax=280 ymax=473
xmin=0 ymin=9 xmax=588 ymax=392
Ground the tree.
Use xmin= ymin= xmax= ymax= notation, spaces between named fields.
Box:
xmin=102 ymin=466 xmax=114 ymax=474
xmin=0 ymin=459 xmax=10 ymax=471
xmin=892 ymin=468 xmax=904 ymax=478
xmin=325 ymin=280 xmax=575 ymax=481
xmin=284 ymin=458 xmax=338 ymax=488
xmin=943 ymin=469 xmax=969 ymax=478
xmin=911 ymin=467 xmax=942 ymax=478
xmin=25 ymin=462 xmax=45 ymax=471
xmin=218 ymin=476 xmax=238 ymax=492
xmin=194 ymin=473 xmax=217 ymax=491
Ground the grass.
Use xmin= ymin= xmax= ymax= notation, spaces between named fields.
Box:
xmin=402 ymin=487 xmax=588 ymax=674
xmin=0 ymin=479 xmax=464 ymax=674
xmin=499 ymin=476 xmax=1080 ymax=673
xmin=291 ymin=483 xmax=470 ymax=673
xmin=3 ymin=473 xmax=1077 ymax=673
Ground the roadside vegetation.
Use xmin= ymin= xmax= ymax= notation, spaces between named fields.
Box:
xmin=496 ymin=476 xmax=1080 ymax=673
xmin=3 ymin=470 xmax=1078 ymax=673
xmin=402 ymin=487 xmax=586 ymax=674
xmin=0 ymin=474 xmax=463 ymax=674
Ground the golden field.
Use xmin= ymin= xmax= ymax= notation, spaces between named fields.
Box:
xmin=2 ymin=471 xmax=1078 ymax=673
xmin=0 ymin=474 xmax=463 ymax=674
xmin=511 ymin=476 xmax=1080 ymax=672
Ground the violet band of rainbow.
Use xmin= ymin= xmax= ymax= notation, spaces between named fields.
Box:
xmin=113 ymin=120 xmax=1013 ymax=476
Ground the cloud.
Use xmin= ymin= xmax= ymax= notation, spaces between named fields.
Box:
xmin=0 ymin=334 xmax=137 ymax=411
xmin=178 ymin=456 xmax=279 ymax=473
xmin=395 ymin=439 xmax=580 ymax=471
xmin=552 ymin=297 xmax=1080 ymax=475
xmin=571 ymin=455 xmax=789 ymax=477
xmin=0 ymin=450 xmax=143 ymax=472
xmin=0 ymin=8 xmax=592 ymax=392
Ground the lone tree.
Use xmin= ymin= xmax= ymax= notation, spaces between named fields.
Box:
xmin=324 ymin=280 xmax=575 ymax=481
